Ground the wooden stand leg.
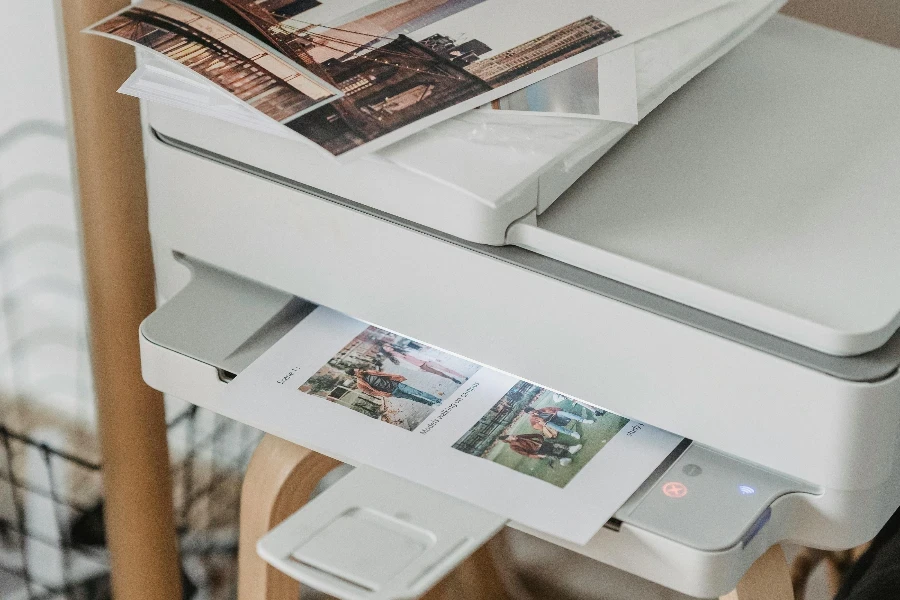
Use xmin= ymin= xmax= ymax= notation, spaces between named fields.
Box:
xmin=238 ymin=434 xmax=341 ymax=600
xmin=791 ymin=543 xmax=870 ymax=599
xmin=790 ymin=547 xmax=829 ymax=599
xmin=422 ymin=540 xmax=512 ymax=600
xmin=58 ymin=2 xmax=182 ymax=599
xmin=721 ymin=545 xmax=794 ymax=600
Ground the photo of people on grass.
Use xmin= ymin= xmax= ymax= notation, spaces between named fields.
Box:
xmin=298 ymin=325 xmax=480 ymax=430
xmin=453 ymin=381 xmax=627 ymax=487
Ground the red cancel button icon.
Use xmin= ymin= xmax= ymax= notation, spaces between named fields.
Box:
xmin=662 ymin=481 xmax=688 ymax=498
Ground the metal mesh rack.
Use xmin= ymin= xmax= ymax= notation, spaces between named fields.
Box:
xmin=0 ymin=423 xmax=106 ymax=600
xmin=170 ymin=405 xmax=263 ymax=599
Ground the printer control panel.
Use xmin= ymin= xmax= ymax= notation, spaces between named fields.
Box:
xmin=620 ymin=444 xmax=819 ymax=551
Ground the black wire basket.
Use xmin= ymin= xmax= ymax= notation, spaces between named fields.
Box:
xmin=0 ymin=404 xmax=261 ymax=600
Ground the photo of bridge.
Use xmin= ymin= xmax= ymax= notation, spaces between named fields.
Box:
xmin=90 ymin=0 xmax=337 ymax=122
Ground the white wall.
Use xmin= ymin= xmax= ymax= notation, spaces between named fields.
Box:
xmin=0 ymin=2 xmax=94 ymax=426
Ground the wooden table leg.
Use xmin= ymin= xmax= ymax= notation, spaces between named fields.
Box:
xmin=238 ymin=434 xmax=341 ymax=600
xmin=57 ymin=2 xmax=182 ymax=599
xmin=791 ymin=544 xmax=870 ymax=599
xmin=422 ymin=540 xmax=512 ymax=600
xmin=721 ymin=545 xmax=794 ymax=600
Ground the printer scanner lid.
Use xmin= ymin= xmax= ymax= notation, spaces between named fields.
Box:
xmin=146 ymin=4 xmax=900 ymax=356
xmin=509 ymin=16 xmax=900 ymax=357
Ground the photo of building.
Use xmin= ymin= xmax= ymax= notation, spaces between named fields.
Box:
xmin=177 ymin=0 xmax=490 ymax=70
xmin=259 ymin=0 xmax=322 ymax=19
xmin=99 ymin=0 xmax=624 ymax=155
xmin=285 ymin=33 xmax=491 ymax=153
xmin=169 ymin=0 xmax=338 ymax=89
xmin=279 ymin=11 xmax=620 ymax=153
xmin=465 ymin=16 xmax=620 ymax=86
xmin=420 ymin=33 xmax=492 ymax=66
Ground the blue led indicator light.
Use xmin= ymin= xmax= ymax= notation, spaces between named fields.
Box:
xmin=739 ymin=485 xmax=756 ymax=496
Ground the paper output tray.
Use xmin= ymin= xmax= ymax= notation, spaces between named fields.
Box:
xmin=507 ymin=17 xmax=900 ymax=357
xmin=258 ymin=467 xmax=507 ymax=600
xmin=140 ymin=258 xmax=817 ymax=598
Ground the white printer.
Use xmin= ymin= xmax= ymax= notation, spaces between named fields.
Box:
xmin=137 ymin=1 xmax=900 ymax=597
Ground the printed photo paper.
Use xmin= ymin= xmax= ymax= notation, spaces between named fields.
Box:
xmin=90 ymin=0 xmax=341 ymax=126
xmin=216 ymin=307 xmax=683 ymax=543
xmin=488 ymin=44 xmax=639 ymax=123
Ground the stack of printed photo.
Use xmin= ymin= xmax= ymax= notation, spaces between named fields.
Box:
xmin=87 ymin=0 xmax=737 ymax=158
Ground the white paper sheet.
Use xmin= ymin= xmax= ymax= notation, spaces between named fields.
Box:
xmin=220 ymin=307 xmax=682 ymax=544
xmin=119 ymin=63 xmax=303 ymax=138
xmin=492 ymin=45 xmax=638 ymax=123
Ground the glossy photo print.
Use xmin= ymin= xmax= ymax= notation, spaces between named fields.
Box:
xmin=453 ymin=382 xmax=628 ymax=487
xmin=219 ymin=306 xmax=684 ymax=543
xmin=89 ymin=0 xmax=340 ymax=123
xmin=298 ymin=325 xmax=480 ymax=430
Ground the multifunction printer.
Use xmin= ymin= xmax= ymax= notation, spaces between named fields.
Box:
xmin=137 ymin=3 xmax=900 ymax=597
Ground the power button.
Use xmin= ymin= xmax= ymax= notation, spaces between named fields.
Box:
xmin=682 ymin=464 xmax=703 ymax=477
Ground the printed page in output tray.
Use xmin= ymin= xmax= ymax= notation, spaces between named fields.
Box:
xmin=218 ymin=307 xmax=682 ymax=544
